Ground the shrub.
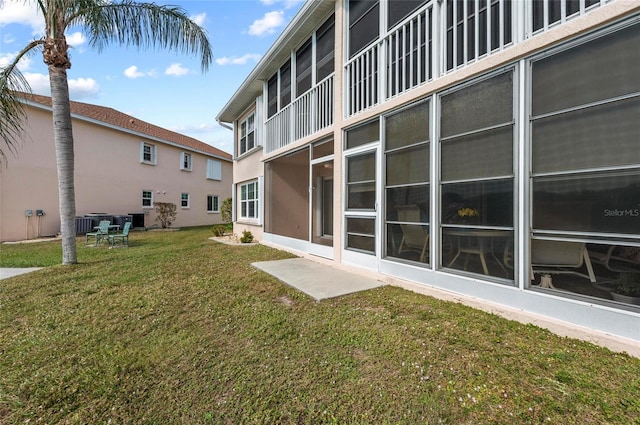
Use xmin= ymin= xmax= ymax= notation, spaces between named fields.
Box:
xmin=240 ymin=230 xmax=254 ymax=244
xmin=221 ymin=197 xmax=232 ymax=223
xmin=211 ymin=225 xmax=227 ymax=237
xmin=613 ymin=272 xmax=640 ymax=297
xmin=154 ymin=202 xmax=177 ymax=228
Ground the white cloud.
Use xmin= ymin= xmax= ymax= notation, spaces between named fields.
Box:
xmin=20 ymin=72 xmax=99 ymax=99
xmin=248 ymin=11 xmax=285 ymax=37
xmin=3 ymin=33 xmax=15 ymax=44
xmin=0 ymin=1 xmax=44 ymax=35
xmin=285 ymin=0 xmax=304 ymax=8
xmin=215 ymin=53 xmax=261 ymax=66
xmin=65 ymin=31 xmax=86 ymax=48
xmin=124 ymin=66 xmax=144 ymax=79
xmin=68 ymin=77 xmax=100 ymax=98
xmin=171 ymin=122 xmax=220 ymax=134
xmin=260 ymin=0 xmax=302 ymax=8
xmin=124 ymin=65 xmax=155 ymax=79
xmin=190 ymin=12 xmax=206 ymax=27
xmin=165 ymin=63 xmax=189 ymax=76
xmin=0 ymin=51 xmax=33 ymax=71
xmin=23 ymin=72 xmax=50 ymax=93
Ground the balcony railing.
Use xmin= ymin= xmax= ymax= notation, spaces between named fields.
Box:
xmin=531 ymin=0 xmax=609 ymax=34
xmin=261 ymin=1 xmax=614 ymax=151
xmin=265 ymin=75 xmax=334 ymax=154
xmin=345 ymin=0 xmax=613 ymax=118
xmin=346 ymin=4 xmax=434 ymax=117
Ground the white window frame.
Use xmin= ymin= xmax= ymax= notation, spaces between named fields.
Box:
xmin=140 ymin=142 xmax=157 ymax=165
xmin=239 ymin=113 xmax=255 ymax=155
xmin=180 ymin=152 xmax=192 ymax=171
xmin=206 ymin=159 xmax=222 ymax=180
xmin=239 ymin=180 xmax=259 ymax=220
xmin=142 ymin=190 xmax=153 ymax=208
xmin=181 ymin=192 xmax=190 ymax=209
xmin=207 ymin=195 xmax=220 ymax=213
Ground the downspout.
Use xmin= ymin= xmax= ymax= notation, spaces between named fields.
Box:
xmin=216 ymin=119 xmax=233 ymax=131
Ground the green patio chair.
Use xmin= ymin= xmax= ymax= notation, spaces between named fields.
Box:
xmin=107 ymin=222 xmax=132 ymax=248
xmin=85 ymin=220 xmax=111 ymax=245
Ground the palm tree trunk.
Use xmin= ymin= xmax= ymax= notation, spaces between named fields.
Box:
xmin=49 ymin=66 xmax=77 ymax=264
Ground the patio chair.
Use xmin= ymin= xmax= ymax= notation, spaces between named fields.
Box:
xmin=107 ymin=222 xmax=132 ymax=248
xmin=397 ymin=205 xmax=429 ymax=263
xmin=85 ymin=220 xmax=111 ymax=245
xmin=531 ymin=239 xmax=596 ymax=283
xmin=589 ymin=245 xmax=640 ymax=273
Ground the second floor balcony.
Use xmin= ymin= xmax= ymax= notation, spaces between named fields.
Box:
xmin=265 ymin=74 xmax=334 ymax=154
xmin=260 ymin=0 xmax=618 ymax=155
xmin=346 ymin=0 xmax=615 ymax=116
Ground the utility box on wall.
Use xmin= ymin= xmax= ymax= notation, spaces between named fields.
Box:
xmin=113 ymin=215 xmax=132 ymax=229
xmin=128 ymin=213 xmax=145 ymax=228
xmin=75 ymin=217 xmax=93 ymax=234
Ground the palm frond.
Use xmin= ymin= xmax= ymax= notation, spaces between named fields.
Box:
xmin=0 ymin=40 xmax=43 ymax=168
xmin=76 ymin=0 xmax=213 ymax=72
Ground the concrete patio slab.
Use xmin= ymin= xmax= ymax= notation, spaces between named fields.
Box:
xmin=252 ymin=258 xmax=385 ymax=301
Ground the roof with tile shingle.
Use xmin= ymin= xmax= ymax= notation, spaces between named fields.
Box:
xmin=19 ymin=92 xmax=231 ymax=161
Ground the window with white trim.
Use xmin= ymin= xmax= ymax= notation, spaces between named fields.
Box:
xmin=140 ymin=142 xmax=157 ymax=164
xmin=142 ymin=190 xmax=153 ymax=208
xmin=181 ymin=193 xmax=190 ymax=208
xmin=206 ymin=159 xmax=222 ymax=180
xmin=180 ymin=152 xmax=192 ymax=171
xmin=239 ymin=113 xmax=255 ymax=155
xmin=207 ymin=195 xmax=220 ymax=213
xmin=240 ymin=181 xmax=259 ymax=220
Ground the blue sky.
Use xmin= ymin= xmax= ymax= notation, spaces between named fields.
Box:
xmin=0 ymin=0 xmax=305 ymax=154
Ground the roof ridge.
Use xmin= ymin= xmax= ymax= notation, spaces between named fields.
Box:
xmin=18 ymin=92 xmax=231 ymax=160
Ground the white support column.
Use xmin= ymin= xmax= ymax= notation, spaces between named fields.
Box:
xmin=430 ymin=92 xmax=439 ymax=272
xmin=334 ymin=0 xmax=345 ymax=263
xmin=432 ymin=0 xmax=442 ymax=78
xmin=516 ymin=59 xmax=529 ymax=290
xmin=514 ymin=0 xmax=527 ymax=42
xmin=258 ymin=175 xmax=264 ymax=227
xmin=231 ymin=183 xmax=237 ymax=223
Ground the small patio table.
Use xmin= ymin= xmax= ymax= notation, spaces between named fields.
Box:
xmin=91 ymin=224 xmax=121 ymax=245
xmin=447 ymin=229 xmax=510 ymax=277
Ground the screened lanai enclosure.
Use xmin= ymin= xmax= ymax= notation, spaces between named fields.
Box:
xmin=265 ymin=140 xmax=334 ymax=248
xmin=340 ymin=19 xmax=640 ymax=309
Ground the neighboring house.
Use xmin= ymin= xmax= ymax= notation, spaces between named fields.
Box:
xmin=0 ymin=93 xmax=232 ymax=241
xmin=217 ymin=0 xmax=640 ymax=342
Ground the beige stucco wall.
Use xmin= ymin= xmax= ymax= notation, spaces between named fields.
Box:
xmin=232 ymin=104 xmax=265 ymax=240
xmin=266 ymin=149 xmax=309 ymax=240
xmin=232 ymin=147 xmax=264 ymax=241
xmin=0 ymin=105 xmax=232 ymax=242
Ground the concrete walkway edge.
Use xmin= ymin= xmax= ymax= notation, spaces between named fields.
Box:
xmin=0 ymin=268 xmax=43 ymax=280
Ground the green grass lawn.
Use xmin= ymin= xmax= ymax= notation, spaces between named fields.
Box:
xmin=1 ymin=227 xmax=639 ymax=424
